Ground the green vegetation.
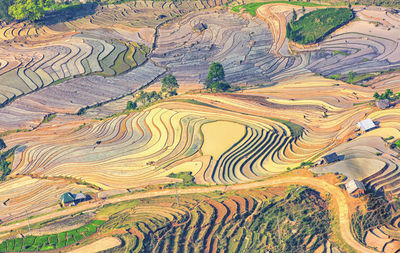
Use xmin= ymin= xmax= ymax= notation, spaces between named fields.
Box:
xmin=7 ymin=0 xmax=82 ymax=22
xmin=0 ymin=220 xmax=105 ymax=252
xmin=232 ymin=1 xmax=323 ymax=17
xmin=333 ymin=50 xmax=349 ymax=56
xmin=393 ymin=139 xmax=400 ymax=149
xmin=0 ymin=138 xmax=5 ymax=150
xmin=104 ymin=186 xmax=331 ymax=252
xmin=205 ymin=62 xmax=230 ymax=92
xmin=286 ymin=8 xmax=353 ymax=44
xmin=167 ymin=171 xmax=196 ymax=187
xmin=41 ymin=113 xmax=56 ymax=124
xmin=351 ymin=192 xmax=392 ymax=243
xmin=161 ymin=74 xmax=179 ymax=96
xmin=0 ymin=0 xmax=13 ymax=20
xmin=328 ymin=71 xmax=376 ymax=84
xmin=373 ymin=89 xmax=400 ymax=101
xmin=126 ymin=101 xmax=137 ymax=110
xmin=383 ymin=136 xmax=394 ymax=141
xmin=0 ymin=146 xmax=16 ymax=181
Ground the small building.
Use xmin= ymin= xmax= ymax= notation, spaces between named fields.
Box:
xmin=376 ymin=99 xmax=390 ymax=110
xmin=346 ymin=179 xmax=366 ymax=198
xmin=322 ymin=152 xmax=340 ymax=164
xmin=60 ymin=192 xmax=87 ymax=206
xmin=74 ymin=193 xmax=86 ymax=204
xmin=60 ymin=192 xmax=75 ymax=205
xmin=357 ymin=118 xmax=377 ymax=132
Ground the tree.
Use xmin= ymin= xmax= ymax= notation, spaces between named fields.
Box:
xmin=0 ymin=139 xmax=5 ymax=151
xmin=348 ymin=2 xmax=352 ymax=8
xmin=126 ymin=101 xmax=137 ymax=110
xmin=205 ymin=62 xmax=230 ymax=92
xmin=292 ymin=9 xmax=297 ymax=22
xmin=373 ymin=92 xmax=380 ymax=99
xmin=8 ymin=0 xmax=46 ymax=21
xmin=161 ymin=74 xmax=179 ymax=94
xmin=302 ymin=6 xmax=305 ymax=14
xmin=0 ymin=0 xmax=13 ymax=20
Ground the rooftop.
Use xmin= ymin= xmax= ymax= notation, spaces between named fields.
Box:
xmin=357 ymin=118 xmax=376 ymax=132
xmin=322 ymin=152 xmax=339 ymax=164
xmin=346 ymin=179 xmax=366 ymax=194
xmin=376 ymin=99 xmax=390 ymax=109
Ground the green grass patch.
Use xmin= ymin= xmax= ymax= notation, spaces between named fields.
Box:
xmin=287 ymin=8 xmax=353 ymax=44
xmin=232 ymin=1 xmax=323 ymax=16
xmin=167 ymin=172 xmax=196 ymax=187
xmin=0 ymin=220 xmax=104 ymax=252
xmin=333 ymin=50 xmax=348 ymax=56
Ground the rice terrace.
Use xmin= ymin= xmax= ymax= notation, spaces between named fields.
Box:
xmin=1 ymin=0 xmax=400 ymax=252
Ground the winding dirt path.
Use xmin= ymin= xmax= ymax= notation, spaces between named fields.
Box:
xmin=0 ymin=176 xmax=376 ymax=252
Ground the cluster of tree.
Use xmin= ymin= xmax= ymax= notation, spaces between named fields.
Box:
xmin=204 ymin=62 xmax=230 ymax=92
xmin=351 ymin=192 xmax=392 ymax=242
xmin=373 ymin=89 xmax=400 ymax=101
xmin=126 ymin=73 xmax=180 ymax=111
xmin=2 ymin=0 xmax=83 ymax=22
xmin=286 ymin=8 xmax=353 ymax=45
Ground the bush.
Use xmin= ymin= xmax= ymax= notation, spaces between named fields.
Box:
xmin=126 ymin=101 xmax=137 ymax=110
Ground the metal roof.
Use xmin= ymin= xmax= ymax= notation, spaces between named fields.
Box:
xmin=60 ymin=192 xmax=75 ymax=203
xmin=322 ymin=153 xmax=339 ymax=164
xmin=346 ymin=180 xmax=365 ymax=194
xmin=74 ymin=193 xmax=86 ymax=200
xmin=357 ymin=118 xmax=376 ymax=132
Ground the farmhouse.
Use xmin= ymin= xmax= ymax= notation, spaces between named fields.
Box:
xmin=60 ymin=192 xmax=87 ymax=206
xmin=322 ymin=153 xmax=340 ymax=164
xmin=357 ymin=118 xmax=377 ymax=132
xmin=376 ymin=99 xmax=390 ymax=109
xmin=346 ymin=180 xmax=366 ymax=198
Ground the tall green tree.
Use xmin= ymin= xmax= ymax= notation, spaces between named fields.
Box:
xmin=205 ymin=62 xmax=230 ymax=92
xmin=8 ymin=0 xmax=46 ymax=21
xmin=292 ymin=8 xmax=297 ymax=22
xmin=161 ymin=74 xmax=179 ymax=93
xmin=0 ymin=139 xmax=5 ymax=151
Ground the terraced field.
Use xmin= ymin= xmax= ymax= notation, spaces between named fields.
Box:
xmin=91 ymin=186 xmax=332 ymax=253
xmin=0 ymin=33 xmax=149 ymax=107
xmin=0 ymin=176 xmax=95 ymax=224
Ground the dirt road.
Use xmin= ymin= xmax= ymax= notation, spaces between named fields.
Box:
xmin=0 ymin=176 xmax=375 ymax=253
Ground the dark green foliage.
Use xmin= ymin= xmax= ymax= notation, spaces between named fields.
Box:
xmin=0 ymin=0 xmax=13 ymax=20
xmin=126 ymin=101 xmax=137 ymax=110
xmin=286 ymin=8 xmax=353 ymax=44
xmin=373 ymin=89 xmax=400 ymax=101
xmin=0 ymin=146 xmax=16 ymax=181
xmin=292 ymin=8 xmax=297 ymax=21
xmin=351 ymin=192 xmax=392 ymax=242
xmin=161 ymin=74 xmax=179 ymax=93
xmin=0 ymin=138 xmax=5 ymax=150
xmin=205 ymin=62 xmax=230 ymax=92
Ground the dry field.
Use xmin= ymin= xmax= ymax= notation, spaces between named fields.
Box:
xmin=0 ymin=1 xmax=399 ymax=252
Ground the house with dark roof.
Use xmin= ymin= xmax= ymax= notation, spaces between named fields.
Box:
xmin=60 ymin=192 xmax=75 ymax=204
xmin=60 ymin=192 xmax=87 ymax=206
xmin=346 ymin=179 xmax=366 ymax=198
xmin=322 ymin=153 xmax=340 ymax=164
